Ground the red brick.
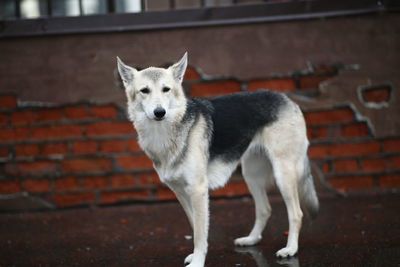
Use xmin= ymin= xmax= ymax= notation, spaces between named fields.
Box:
xmin=52 ymin=192 xmax=95 ymax=207
xmin=329 ymin=127 xmax=342 ymax=139
xmin=0 ymin=145 xmax=9 ymax=157
xmin=361 ymin=158 xmax=386 ymax=171
xmin=37 ymin=108 xmax=63 ymax=122
xmin=110 ymin=174 xmax=134 ymax=188
xmin=5 ymin=161 xmax=57 ymax=175
xmin=55 ymin=176 xmax=78 ymax=191
xmin=330 ymin=141 xmax=381 ymax=156
xmin=328 ymin=176 xmax=373 ymax=190
xmin=91 ymin=105 xmax=117 ymax=118
xmin=389 ymin=155 xmax=400 ymax=169
xmin=306 ymin=128 xmax=312 ymax=140
xmin=304 ymin=107 xmax=354 ymax=125
xmin=212 ymin=182 xmax=249 ymax=197
xmin=247 ymin=78 xmax=295 ymax=91
xmin=137 ymin=172 xmax=160 ymax=185
xmin=379 ymin=174 xmax=400 ymax=187
xmin=362 ymin=87 xmax=390 ymax=103
xmin=72 ymin=140 xmax=98 ymax=154
xmin=41 ymin=142 xmax=68 ymax=155
xmin=308 ymin=144 xmax=330 ymax=158
xmin=10 ymin=110 xmax=37 ymax=125
xmin=334 ymin=159 xmax=359 ymax=172
xmin=100 ymin=190 xmax=150 ymax=204
xmin=190 ymin=80 xmax=241 ymax=97
xmin=312 ymin=64 xmax=336 ymax=73
xmin=116 ymin=155 xmax=152 ymax=170
xmin=383 ymin=138 xmax=400 ymax=152
xmin=126 ymin=139 xmax=142 ymax=152
xmin=299 ymin=74 xmax=335 ymax=89
xmin=0 ymin=127 xmax=29 ymax=141
xmin=156 ymin=187 xmax=175 ymax=200
xmin=31 ymin=125 xmax=82 ymax=139
xmin=310 ymin=141 xmax=381 ymax=158
xmin=0 ymin=180 xmax=21 ymax=193
xmin=64 ymin=105 xmax=89 ymax=119
xmin=61 ymin=158 xmax=111 ymax=172
xmin=86 ymin=121 xmax=134 ymax=136
xmin=23 ymin=178 xmax=50 ymax=193
xmin=184 ymin=66 xmax=201 ymax=81
xmin=0 ymin=94 xmax=17 ymax=108
xmin=341 ymin=123 xmax=369 ymax=137
xmin=310 ymin=127 xmax=329 ymax=139
xmin=81 ymin=176 xmax=107 ymax=189
xmin=15 ymin=143 xmax=39 ymax=157
xmin=322 ymin=162 xmax=330 ymax=173
xmin=100 ymin=139 xmax=125 ymax=153
xmin=0 ymin=113 xmax=8 ymax=126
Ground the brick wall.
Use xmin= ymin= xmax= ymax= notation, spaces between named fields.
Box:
xmin=1 ymin=64 xmax=399 ymax=209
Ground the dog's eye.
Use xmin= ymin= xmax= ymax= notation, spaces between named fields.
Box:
xmin=162 ymin=87 xmax=171 ymax=93
xmin=140 ymin=87 xmax=150 ymax=94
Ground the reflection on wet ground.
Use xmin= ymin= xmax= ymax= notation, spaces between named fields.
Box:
xmin=0 ymin=194 xmax=399 ymax=266
xmin=235 ymin=246 xmax=299 ymax=267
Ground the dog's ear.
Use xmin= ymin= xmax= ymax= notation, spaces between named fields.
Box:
xmin=117 ymin=56 xmax=137 ymax=89
xmin=170 ymin=52 xmax=188 ymax=83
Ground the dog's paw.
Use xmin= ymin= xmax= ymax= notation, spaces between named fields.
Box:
xmin=234 ymin=235 xmax=261 ymax=246
xmin=275 ymin=246 xmax=297 ymax=258
xmin=184 ymin=253 xmax=205 ymax=267
xmin=184 ymin=253 xmax=193 ymax=265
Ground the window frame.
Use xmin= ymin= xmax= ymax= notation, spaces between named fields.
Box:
xmin=0 ymin=0 xmax=399 ymax=38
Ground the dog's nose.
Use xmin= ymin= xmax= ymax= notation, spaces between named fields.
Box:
xmin=154 ymin=107 xmax=166 ymax=120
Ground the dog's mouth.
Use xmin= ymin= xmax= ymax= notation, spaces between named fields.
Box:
xmin=154 ymin=117 xmax=165 ymax=121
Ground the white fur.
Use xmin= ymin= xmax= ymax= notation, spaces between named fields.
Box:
xmin=117 ymin=53 xmax=317 ymax=266
xmin=207 ymin=159 xmax=239 ymax=189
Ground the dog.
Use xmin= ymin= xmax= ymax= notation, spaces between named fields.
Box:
xmin=117 ymin=53 xmax=319 ymax=267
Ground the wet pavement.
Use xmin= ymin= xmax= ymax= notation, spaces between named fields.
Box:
xmin=0 ymin=193 xmax=399 ymax=267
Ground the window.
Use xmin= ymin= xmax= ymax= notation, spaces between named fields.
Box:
xmin=0 ymin=0 xmax=142 ymax=19
xmin=0 ymin=0 xmax=17 ymax=20
xmin=0 ymin=0 xmax=396 ymax=38
xmin=0 ymin=0 xmax=296 ymax=19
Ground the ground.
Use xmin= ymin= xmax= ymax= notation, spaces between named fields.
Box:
xmin=0 ymin=193 xmax=399 ymax=267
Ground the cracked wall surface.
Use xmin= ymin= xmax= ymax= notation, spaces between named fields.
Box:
xmin=0 ymin=13 xmax=399 ymax=210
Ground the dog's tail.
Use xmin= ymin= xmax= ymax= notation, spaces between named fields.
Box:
xmin=298 ymin=156 xmax=319 ymax=219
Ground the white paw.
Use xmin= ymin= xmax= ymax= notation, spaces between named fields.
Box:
xmin=184 ymin=253 xmax=193 ymax=265
xmin=276 ymin=246 xmax=297 ymax=258
xmin=184 ymin=252 xmax=205 ymax=267
xmin=234 ymin=235 xmax=261 ymax=246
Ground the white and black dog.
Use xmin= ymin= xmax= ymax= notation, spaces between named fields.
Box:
xmin=117 ymin=53 xmax=319 ymax=267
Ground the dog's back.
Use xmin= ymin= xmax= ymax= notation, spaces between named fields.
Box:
xmin=207 ymin=90 xmax=288 ymax=161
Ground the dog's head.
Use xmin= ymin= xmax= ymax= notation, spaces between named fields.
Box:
xmin=117 ymin=53 xmax=188 ymax=123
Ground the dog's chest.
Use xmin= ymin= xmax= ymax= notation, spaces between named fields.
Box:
xmin=137 ymin=123 xmax=186 ymax=170
xmin=139 ymin=129 xmax=173 ymax=158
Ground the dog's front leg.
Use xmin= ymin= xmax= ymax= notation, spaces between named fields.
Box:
xmin=186 ymin=180 xmax=209 ymax=267
xmin=166 ymin=181 xmax=194 ymax=229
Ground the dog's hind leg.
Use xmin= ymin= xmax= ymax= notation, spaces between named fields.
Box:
xmin=234 ymin=149 xmax=272 ymax=246
xmin=271 ymin=155 xmax=303 ymax=257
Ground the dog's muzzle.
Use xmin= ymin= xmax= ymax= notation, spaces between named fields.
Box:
xmin=153 ymin=107 xmax=166 ymax=121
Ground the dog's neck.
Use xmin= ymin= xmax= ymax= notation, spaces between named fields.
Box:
xmin=132 ymin=101 xmax=189 ymax=168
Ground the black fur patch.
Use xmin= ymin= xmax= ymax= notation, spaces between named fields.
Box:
xmin=186 ymin=90 xmax=287 ymax=162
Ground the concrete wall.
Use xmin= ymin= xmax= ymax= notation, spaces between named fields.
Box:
xmin=0 ymin=13 xmax=399 ymax=136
